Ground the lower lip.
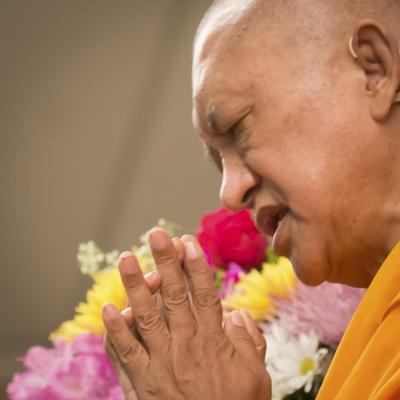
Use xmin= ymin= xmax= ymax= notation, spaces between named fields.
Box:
xmin=272 ymin=213 xmax=289 ymax=256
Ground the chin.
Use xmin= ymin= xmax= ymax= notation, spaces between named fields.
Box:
xmin=289 ymin=246 xmax=330 ymax=287
xmin=292 ymin=264 xmax=326 ymax=286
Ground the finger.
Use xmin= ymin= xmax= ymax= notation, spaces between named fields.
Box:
xmin=102 ymin=303 xmax=148 ymax=381
xmin=121 ymin=307 xmax=134 ymax=326
xmin=144 ymin=270 xmax=161 ymax=293
xmin=125 ymin=270 xmax=161 ymax=310
xmin=104 ymin=334 xmax=138 ymax=400
xmin=119 ymin=252 xmax=168 ymax=353
xmin=121 ymin=306 xmax=156 ymax=355
xmin=180 ymin=235 xmax=223 ymax=335
xmin=122 ymin=300 xmax=168 ymax=340
xmin=172 ymin=237 xmax=185 ymax=264
xmin=148 ymin=228 xmax=195 ymax=337
xmin=240 ymin=309 xmax=266 ymax=362
xmin=224 ymin=310 xmax=261 ymax=361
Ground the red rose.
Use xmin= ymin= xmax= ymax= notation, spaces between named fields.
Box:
xmin=196 ymin=208 xmax=268 ymax=270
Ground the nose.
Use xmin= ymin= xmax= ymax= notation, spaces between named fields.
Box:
xmin=219 ymin=154 xmax=260 ymax=211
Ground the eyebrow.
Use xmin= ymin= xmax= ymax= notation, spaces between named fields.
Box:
xmin=206 ymin=104 xmax=222 ymax=135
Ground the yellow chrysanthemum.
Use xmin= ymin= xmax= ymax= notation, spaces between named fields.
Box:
xmin=50 ymin=251 xmax=152 ymax=341
xmin=222 ymin=257 xmax=297 ymax=320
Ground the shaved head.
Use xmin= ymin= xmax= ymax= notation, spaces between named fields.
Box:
xmin=195 ymin=0 xmax=400 ymax=61
xmin=200 ymin=0 xmax=400 ymax=31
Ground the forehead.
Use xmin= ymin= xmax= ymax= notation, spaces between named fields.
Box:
xmin=192 ymin=5 xmax=334 ymax=136
xmin=192 ymin=6 xmax=262 ymax=134
xmin=193 ymin=1 xmax=261 ymax=85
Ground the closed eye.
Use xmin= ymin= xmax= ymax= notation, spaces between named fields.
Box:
xmin=230 ymin=124 xmax=247 ymax=145
xmin=227 ymin=109 xmax=252 ymax=146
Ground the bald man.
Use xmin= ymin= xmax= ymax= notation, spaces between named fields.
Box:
xmin=102 ymin=1 xmax=400 ymax=399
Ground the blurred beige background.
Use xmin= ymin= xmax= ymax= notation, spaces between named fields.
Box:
xmin=0 ymin=0 xmax=219 ymax=394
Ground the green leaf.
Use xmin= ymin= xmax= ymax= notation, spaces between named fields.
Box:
xmin=267 ymin=246 xmax=280 ymax=264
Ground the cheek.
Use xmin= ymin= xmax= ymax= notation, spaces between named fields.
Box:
xmin=250 ymin=140 xmax=331 ymax=221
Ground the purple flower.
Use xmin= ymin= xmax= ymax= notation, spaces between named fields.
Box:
xmin=7 ymin=334 xmax=123 ymax=400
xmin=268 ymin=282 xmax=365 ymax=348
xmin=219 ymin=262 xmax=246 ymax=297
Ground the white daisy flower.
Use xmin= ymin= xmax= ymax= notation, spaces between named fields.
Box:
xmin=265 ymin=323 xmax=329 ymax=399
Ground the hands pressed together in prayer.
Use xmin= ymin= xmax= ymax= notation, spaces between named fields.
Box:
xmin=101 ymin=228 xmax=271 ymax=400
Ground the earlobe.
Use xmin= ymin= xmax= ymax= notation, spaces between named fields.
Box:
xmin=349 ymin=20 xmax=400 ymax=121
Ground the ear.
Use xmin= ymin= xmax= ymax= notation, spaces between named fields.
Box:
xmin=351 ymin=20 xmax=400 ymax=121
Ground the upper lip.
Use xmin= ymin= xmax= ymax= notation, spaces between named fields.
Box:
xmin=256 ymin=205 xmax=289 ymax=236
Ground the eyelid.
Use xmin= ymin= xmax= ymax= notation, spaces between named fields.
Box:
xmin=227 ymin=107 xmax=252 ymax=137
xmin=228 ymin=120 xmax=241 ymax=136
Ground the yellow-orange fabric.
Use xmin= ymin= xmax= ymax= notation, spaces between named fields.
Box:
xmin=317 ymin=242 xmax=400 ymax=400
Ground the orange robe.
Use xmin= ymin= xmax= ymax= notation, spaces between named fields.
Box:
xmin=317 ymin=242 xmax=400 ymax=399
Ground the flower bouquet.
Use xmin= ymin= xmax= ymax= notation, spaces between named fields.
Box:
xmin=7 ymin=208 xmax=365 ymax=400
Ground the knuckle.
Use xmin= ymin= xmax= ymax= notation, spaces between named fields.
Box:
xmin=155 ymin=252 xmax=177 ymax=266
xmin=125 ymin=272 xmax=144 ymax=290
xmin=143 ymin=378 xmax=161 ymax=396
xmin=214 ymin=337 xmax=234 ymax=358
xmin=163 ymin=283 xmax=189 ymax=308
xmin=137 ymin=308 xmax=163 ymax=332
xmin=232 ymin=332 xmax=252 ymax=343
xmin=229 ymin=329 xmax=254 ymax=345
xmin=189 ymin=266 xmax=213 ymax=282
xmin=118 ymin=341 xmax=141 ymax=365
xmin=193 ymin=288 xmax=221 ymax=309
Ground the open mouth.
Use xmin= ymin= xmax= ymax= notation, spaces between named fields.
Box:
xmin=256 ymin=205 xmax=289 ymax=237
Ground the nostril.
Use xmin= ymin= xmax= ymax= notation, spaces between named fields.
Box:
xmin=241 ymin=186 xmax=257 ymax=208
xmin=241 ymin=188 xmax=252 ymax=204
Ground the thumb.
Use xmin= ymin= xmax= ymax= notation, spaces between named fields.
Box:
xmin=104 ymin=335 xmax=138 ymax=400
xmin=224 ymin=310 xmax=260 ymax=361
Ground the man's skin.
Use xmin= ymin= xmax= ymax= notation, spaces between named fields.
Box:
xmin=102 ymin=0 xmax=400 ymax=398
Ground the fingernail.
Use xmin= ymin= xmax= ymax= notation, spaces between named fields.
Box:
xmin=121 ymin=307 xmax=132 ymax=317
xmin=230 ymin=310 xmax=245 ymax=327
xmin=102 ymin=303 xmax=118 ymax=319
xmin=149 ymin=228 xmax=168 ymax=250
xmin=172 ymin=237 xmax=182 ymax=249
xmin=184 ymin=242 xmax=200 ymax=260
xmin=181 ymin=234 xmax=197 ymax=243
xmin=144 ymin=271 xmax=158 ymax=280
xmin=119 ymin=251 xmax=138 ymax=274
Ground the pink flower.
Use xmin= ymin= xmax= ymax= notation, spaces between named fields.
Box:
xmin=197 ymin=208 xmax=268 ymax=270
xmin=219 ymin=262 xmax=246 ymax=298
xmin=7 ymin=334 xmax=123 ymax=400
xmin=268 ymin=282 xmax=365 ymax=348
